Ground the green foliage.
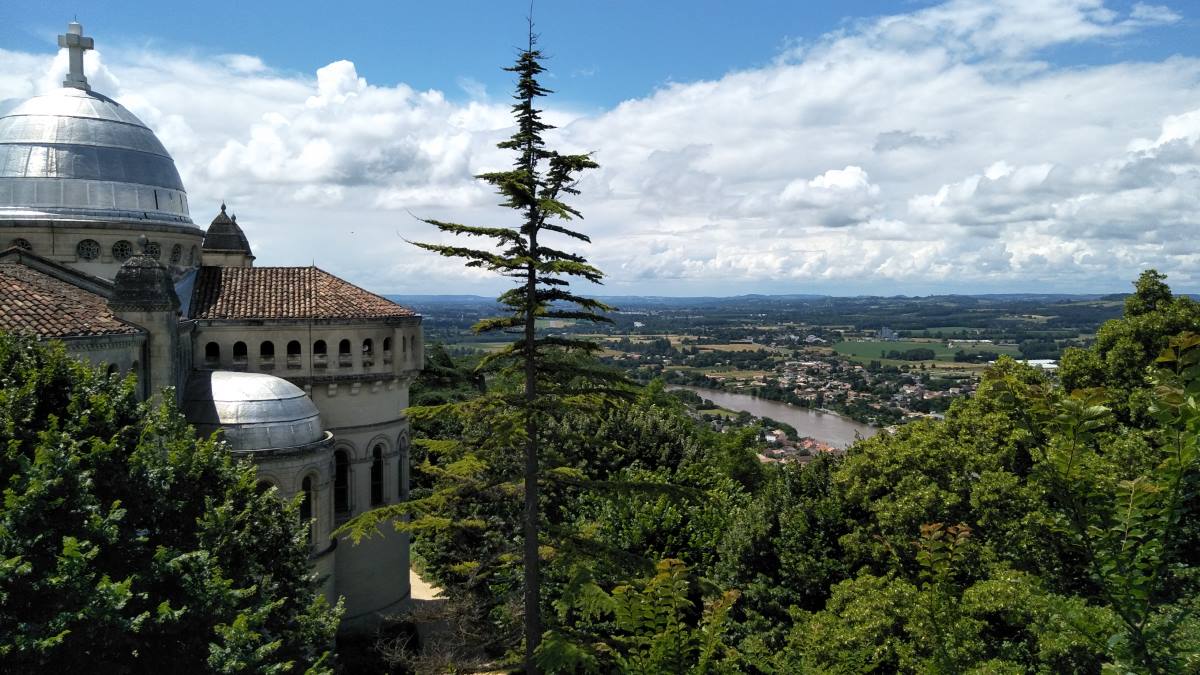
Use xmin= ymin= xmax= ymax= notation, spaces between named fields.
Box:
xmin=0 ymin=336 xmax=339 ymax=672
xmin=779 ymin=536 xmax=1112 ymax=674
xmin=410 ymin=343 xmax=484 ymax=407
xmin=540 ymin=559 xmax=743 ymax=674
xmin=1026 ymin=333 xmax=1200 ymax=673
xmin=912 ymin=523 xmax=980 ymax=673
xmin=834 ymin=358 xmax=1050 ymax=578
xmin=715 ymin=455 xmax=850 ymax=651
xmin=1060 ymin=269 xmax=1200 ymax=423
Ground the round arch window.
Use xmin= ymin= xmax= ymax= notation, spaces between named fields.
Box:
xmin=76 ymin=239 xmax=101 ymax=261
xmin=145 ymin=241 xmax=161 ymax=259
xmin=10 ymin=238 xmax=31 ymax=251
xmin=188 ymin=245 xmax=198 ymax=265
xmin=112 ymin=240 xmax=133 ymax=261
xmin=169 ymin=244 xmax=182 ymax=264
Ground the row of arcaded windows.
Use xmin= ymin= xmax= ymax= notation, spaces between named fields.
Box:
xmin=203 ymin=336 xmax=413 ymax=369
xmin=279 ymin=436 xmax=409 ymax=543
xmin=331 ymin=442 xmax=405 ymax=518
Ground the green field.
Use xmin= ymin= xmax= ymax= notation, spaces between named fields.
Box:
xmin=904 ymin=326 xmax=980 ymax=336
xmin=445 ymin=341 xmax=511 ymax=353
xmin=834 ymin=339 xmax=1020 ymax=363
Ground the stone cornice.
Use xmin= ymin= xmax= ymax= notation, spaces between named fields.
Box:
xmin=194 ymin=316 xmax=422 ymax=328
xmin=61 ymin=334 xmax=145 ymax=350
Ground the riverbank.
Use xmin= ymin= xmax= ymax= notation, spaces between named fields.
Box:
xmin=670 ymin=385 xmax=877 ymax=449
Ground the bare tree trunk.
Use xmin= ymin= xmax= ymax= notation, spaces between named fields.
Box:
xmin=523 ymin=166 xmax=542 ymax=675
xmin=523 ymin=259 xmax=540 ymax=673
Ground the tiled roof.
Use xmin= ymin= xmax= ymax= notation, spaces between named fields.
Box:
xmin=0 ymin=261 xmax=140 ymax=337
xmin=189 ymin=266 xmax=416 ymax=320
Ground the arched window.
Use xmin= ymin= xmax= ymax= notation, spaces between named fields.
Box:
xmin=105 ymin=363 xmax=118 ymax=377
xmin=286 ymin=340 xmax=302 ymax=369
xmin=338 ymin=339 xmax=352 ymax=367
xmin=313 ymin=340 xmax=326 ymax=354
xmin=260 ymin=341 xmax=275 ymax=368
xmin=232 ymin=341 xmax=248 ymax=366
xmin=361 ymin=338 xmax=374 ymax=368
xmin=188 ymin=245 xmax=198 ymax=265
xmin=313 ymin=340 xmax=327 ymax=368
xmin=300 ymin=476 xmax=314 ymax=545
xmin=401 ymin=335 xmax=407 ymax=353
xmin=256 ymin=480 xmax=274 ymax=494
xmin=145 ymin=241 xmax=161 ymax=259
xmin=383 ymin=337 xmax=393 ymax=364
xmin=398 ymin=433 xmax=408 ymax=500
xmin=10 ymin=238 xmax=31 ymax=251
xmin=371 ymin=445 xmax=384 ymax=506
xmin=204 ymin=342 xmax=220 ymax=367
xmin=169 ymin=244 xmax=182 ymax=264
xmin=334 ymin=451 xmax=350 ymax=516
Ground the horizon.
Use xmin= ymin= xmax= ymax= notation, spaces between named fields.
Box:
xmin=2 ymin=1 xmax=1199 ymax=296
xmin=389 ymin=289 xmax=1140 ymax=301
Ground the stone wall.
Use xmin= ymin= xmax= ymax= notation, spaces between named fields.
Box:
xmin=0 ymin=219 xmax=203 ymax=281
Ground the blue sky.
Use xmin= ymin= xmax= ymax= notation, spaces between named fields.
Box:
xmin=5 ymin=2 xmax=907 ymax=108
xmin=2 ymin=1 xmax=1200 ymax=296
xmin=5 ymin=1 xmax=1194 ymax=108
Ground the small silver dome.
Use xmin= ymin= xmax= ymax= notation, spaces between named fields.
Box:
xmin=0 ymin=87 xmax=194 ymax=227
xmin=184 ymin=371 xmax=329 ymax=453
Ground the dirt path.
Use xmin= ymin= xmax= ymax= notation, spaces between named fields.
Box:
xmin=409 ymin=568 xmax=444 ymax=601
xmin=407 ymin=568 xmax=509 ymax=673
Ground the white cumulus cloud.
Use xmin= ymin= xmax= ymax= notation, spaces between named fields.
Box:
xmin=0 ymin=0 xmax=1197 ymax=295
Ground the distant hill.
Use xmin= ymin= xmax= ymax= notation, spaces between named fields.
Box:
xmin=390 ymin=293 xmax=1114 ymax=309
xmin=389 ymin=292 xmax=1120 ymax=302
xmin=389 ymin=295 xmax=496 ymax=304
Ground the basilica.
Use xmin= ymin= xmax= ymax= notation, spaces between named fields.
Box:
xmin=0 ymin=22 xmax=421 ymax=632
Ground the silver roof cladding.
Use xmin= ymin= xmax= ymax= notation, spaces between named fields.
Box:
xmin=0 ymin=88 xmax=194 ymax=226
xmin=184 ymin=371 xmax=327 ymax=452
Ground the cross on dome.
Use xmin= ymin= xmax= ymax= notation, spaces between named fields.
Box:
xmin=58 ymin=21 xmax=94 ymax=91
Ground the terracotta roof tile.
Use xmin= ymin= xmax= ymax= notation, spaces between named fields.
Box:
xmin=189 ymin=266 xmax=416 ymax=320
xmin=0 ymin=262 xmax=140 ymax=337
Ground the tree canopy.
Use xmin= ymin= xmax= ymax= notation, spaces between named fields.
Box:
xmin=0 ymin=336 xmax=339 ymax=672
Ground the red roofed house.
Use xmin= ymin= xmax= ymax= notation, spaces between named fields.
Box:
xmin=0 ymin=22 xmax=422 ymax=633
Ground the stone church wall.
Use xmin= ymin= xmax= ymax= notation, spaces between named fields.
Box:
xmin=61 ymin=333 xmax=145 ymax=379
xmin=0 ymin=221 xmax=202 ymax=281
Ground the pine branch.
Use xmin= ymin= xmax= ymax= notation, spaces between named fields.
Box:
xmin=420 ymin=218 xmax=525 ymax=244
xmin=408 ymin=241 xmax=526 ymax=272
xmin=539 ymin=222 xmax=592 ymax=242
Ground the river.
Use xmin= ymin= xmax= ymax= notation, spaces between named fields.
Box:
xmin=670 ymin=385 xmax=877 ymax=448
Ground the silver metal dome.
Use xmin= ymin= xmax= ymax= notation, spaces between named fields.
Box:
xmin=184 ymin=371 xmax=330 ymax=453
xmin=0 ymin=87 xmax=193 ymax=227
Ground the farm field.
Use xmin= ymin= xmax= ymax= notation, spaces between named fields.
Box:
xmin=445 ymin=341 xmax=511 ymax=353
xmin=834 ymin=338 xmax=1021 ymax=363
xmin=695 ymin=343 xmax=787 ymax=353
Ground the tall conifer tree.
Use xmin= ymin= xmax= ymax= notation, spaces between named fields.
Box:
xmin=377 ymin=24 xmax=617 ymax=672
